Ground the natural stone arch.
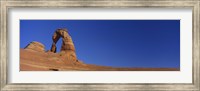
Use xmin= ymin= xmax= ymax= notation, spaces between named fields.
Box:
xmin=50 ymin=28 xmax=77 ymax=61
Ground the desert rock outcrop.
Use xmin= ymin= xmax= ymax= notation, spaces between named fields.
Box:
xmin=50 ymin=28 xmax=77 ymax=62
xmin=24 ymin=41 xmax=45 ymax=52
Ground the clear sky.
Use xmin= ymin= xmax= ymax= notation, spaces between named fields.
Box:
xmin=20 ymin=20 xmax=180 ymax=68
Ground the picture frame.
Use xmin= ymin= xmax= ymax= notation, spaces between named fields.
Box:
xmin=0 ymin=0 xmax=199 ymax=91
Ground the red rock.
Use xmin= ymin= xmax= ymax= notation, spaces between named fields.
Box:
xmin=50 ymin=28 xmax=77 ymax=62
xmin=20 ymin=49 xmax=179 ymax=71
xmin=24 ymin=41 xmax=45 ymax=52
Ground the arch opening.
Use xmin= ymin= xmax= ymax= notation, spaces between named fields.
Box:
xmin=55 ymin=38 xmax=62 ymax=53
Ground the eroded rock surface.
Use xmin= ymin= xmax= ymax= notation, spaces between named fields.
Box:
xmin=24 ymin=41 xmax=45 ymax=52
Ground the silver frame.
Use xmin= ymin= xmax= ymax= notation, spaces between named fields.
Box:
xmin=0 ymin=0 xmax=199 ymax=91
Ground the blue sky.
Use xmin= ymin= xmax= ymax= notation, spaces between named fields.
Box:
xmin=20 ymin=20 xmax=180 ymax=68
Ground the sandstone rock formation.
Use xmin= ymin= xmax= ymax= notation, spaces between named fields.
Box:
xmin=50 ymin=28 xmax=77 ymax=62
xmin=24 ymin=41 xmax=45 ymax=52
xmin=20 ymin=48 xmax=180 ymax=71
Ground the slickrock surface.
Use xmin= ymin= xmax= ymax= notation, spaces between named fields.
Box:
xmin=20 ymin=48 xmax=179 ymax=71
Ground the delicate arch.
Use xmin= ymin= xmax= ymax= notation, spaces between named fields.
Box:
xmin=50 ymin=28 xmax=75 ymax=53
xmin=50 ymin=28 xmax=77 ymax=62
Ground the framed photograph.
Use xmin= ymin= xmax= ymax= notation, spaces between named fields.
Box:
xmin=0 ymin=0 xmax=199 ymax=91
